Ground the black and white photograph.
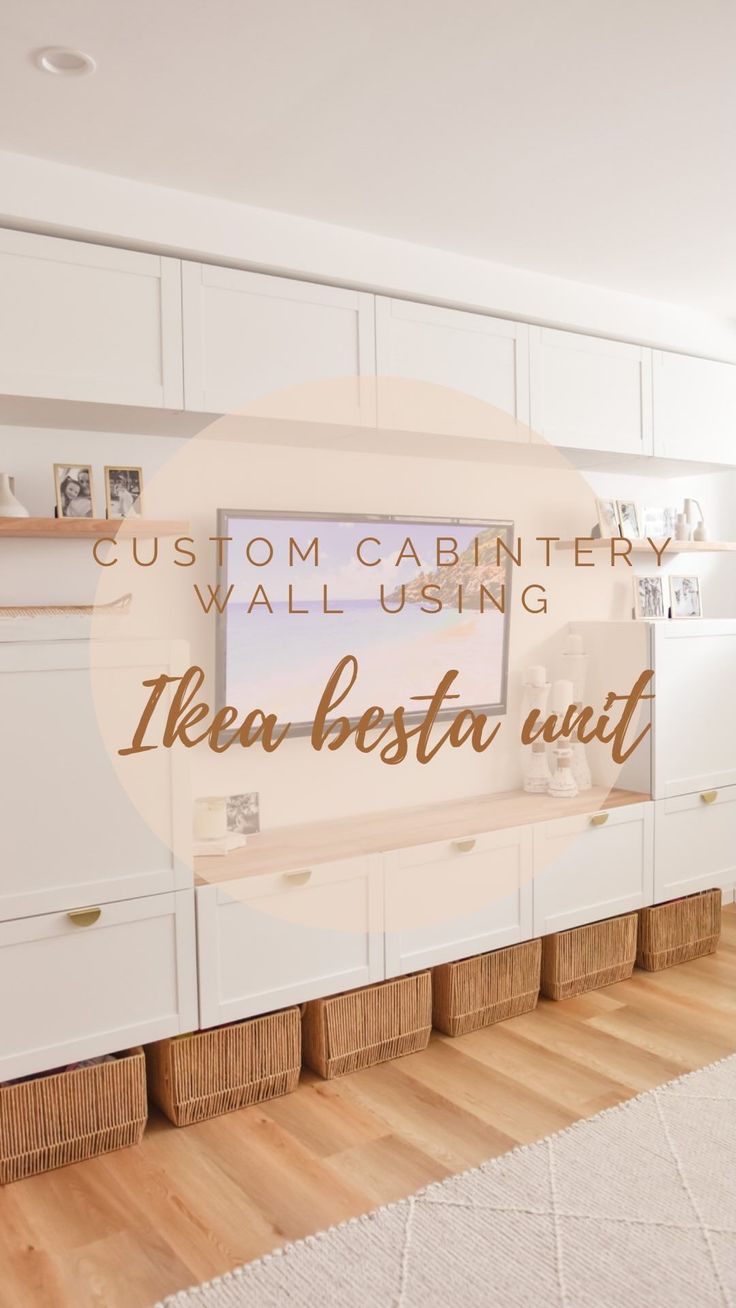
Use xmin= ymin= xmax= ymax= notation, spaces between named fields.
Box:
xmin=633 ymin=574 xmax=666 ymax=619
xmin=226 ymin=792 xmax=260 ymax=835
xmin=617 ymin=500 xmax=641 ymax=538
xmin=596 ymin=498 xmax=620 ymax=538
xmin=641 ymin=505 xmax=678 ymax=539
xmin=53 ymin=463 xmax=94 ymax=518
xmin=104 ymin=466 xmax=144 ymax=518
xmin=669 ymin=574 xmax=702 ymax=619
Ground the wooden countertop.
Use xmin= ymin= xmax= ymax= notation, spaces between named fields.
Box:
xmin=194 ymin=786 xmax=650 ymax=885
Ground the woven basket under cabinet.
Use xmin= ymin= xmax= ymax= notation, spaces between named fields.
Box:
xmin=146 ymin=1008 xmax=301 ymax=1126
xmin=541 ymin=913 xmax=638 ymax=1001
xmin=637 ymin=889 xmax=721 ymax=971
xmin=0 ymin=1047 xmax=147 ymax=1185
xmin=432 ymin=939 xmax=542 ymax=1036
xmin=302 ymin=973 xmax=432 ymax=1079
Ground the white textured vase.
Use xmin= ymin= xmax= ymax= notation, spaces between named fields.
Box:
xmin=0 ymin=473 xmax=29 ymax=518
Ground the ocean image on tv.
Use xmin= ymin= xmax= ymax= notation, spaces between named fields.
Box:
xmin=222 ymin=516 xmax=510 ymax=727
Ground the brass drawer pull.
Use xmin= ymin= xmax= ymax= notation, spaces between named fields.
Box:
xmin=590 ymin=813 xmax=609 ymax=827
xmin=67 ymin=907 xmax=102 ymax=928
xmin=283 ymin=869 xmax=312 ymax=885
xmin=452 ymin=838 xmax=477 ymax=853
xmin=701 ymin=790 xmax=718 ymax=805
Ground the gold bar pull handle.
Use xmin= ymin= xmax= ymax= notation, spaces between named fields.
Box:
xmin=283 ymin=869 xmax=312 ymax=886
xmin=701 ymin=790 xmax=718 ymax=805
xmin=590 ymin=813 xmax=609 ymax=827
xmin=67 ymin=907 xmax=102 ymax=928
xmin=452 ymin=838 xmax=477 ymax=853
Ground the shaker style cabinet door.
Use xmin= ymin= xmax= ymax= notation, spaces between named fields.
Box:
xmin=0 ymin=637 xmax=191 ymax=921
xmin=0 ymin=890 xmax=198 ymax=1083
xmin=652 ymin=621 xmax=736 ymax=798
xmin=196 ymin=855 xmax=384 ymax=1027
xmin=532 ymin=802 xmax=653 ymax=935
xmin=182 ymin=262 xmax=376 ymax=423
xmin=654 ymin=787 xmax=736 ymax=902
xmin=529 ymin=326 xmax=653 ymax=456
xmin=652 ymin=350 xmax=736 ymax=464
xmin=375 ymin=297 xmax=530 ymax=441
xmin=0 ymin=229 xmax=183 ymax=407
xmin=384 ymin=827 xmax=532 ymax=976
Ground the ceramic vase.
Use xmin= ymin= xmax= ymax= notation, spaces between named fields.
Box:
xmin=0 ymin=473 xmax=29 ymax=518
xmin=548 ymin=745 xmax=578 ymax=798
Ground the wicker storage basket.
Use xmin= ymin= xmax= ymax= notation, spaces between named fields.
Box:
xmin=146 ymin=1008 xmax=301 ymax=1126
xmin=0 ymin=1048 xmax=146 ymax=1185
xmin=432 ymin=939 xmax=542 ymax=1036
xmin=541 ymin=913 xmax=638 ymax=1001
xmin=302 ymin=973 xmax=432 ymax=1079
xmin=637 ymin=889 xmax=721 ymax=971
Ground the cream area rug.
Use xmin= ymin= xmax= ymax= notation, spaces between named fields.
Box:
xmin=156 ymin=1055 xmax=736 ymax=1307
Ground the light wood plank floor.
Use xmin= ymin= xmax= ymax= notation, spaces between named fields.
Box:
xmin=3 ymin=906 xmax=736 ymax=1308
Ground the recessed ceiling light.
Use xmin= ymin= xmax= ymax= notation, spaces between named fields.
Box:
xmin=35 ymin=47 xmax=96 ymax=76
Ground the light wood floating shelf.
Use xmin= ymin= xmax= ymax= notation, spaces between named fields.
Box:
xmin=555 ymin=538 xmax=736 ymax=553
xmin=0 ymin=518 xmax=189 ymax=540
xmin=195 ymin=786 xmax=650 ymax=884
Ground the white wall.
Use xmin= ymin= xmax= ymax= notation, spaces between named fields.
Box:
xmin=3 ymin=149 xmax=736 ymax=361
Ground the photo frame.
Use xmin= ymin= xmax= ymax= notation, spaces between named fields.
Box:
xmin=596 ymin=498 xmax=620 ymax=538
xmin=669 ymin=574 xmax=702 ymax=619
xmin=633 ymin=574 xmax=666 ymax=620
xmin=641 ymin=505 xmax=677 ymax=539
xmin=226 ymin=792 xmax=260 ymax=835
xmin=616 ymin=500 xmax=641 ymax=539
xmin=53 ymin=464 xmax=94 ymax=519
xmin=104 ymin=466 xmax=144 ymax=519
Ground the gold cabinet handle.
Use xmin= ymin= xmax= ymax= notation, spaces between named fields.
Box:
xmin=590 ymin=813 xmax=609 ymax=827
xmin=701 ymin=790 xmax=718 ymax=805
xmin=283 ymin=869 xmax=312 ymax=885
xmin=452 ymin=838 xmax=477 ymax=853
xmin=67 ymin=907 xmax=102 ymax=928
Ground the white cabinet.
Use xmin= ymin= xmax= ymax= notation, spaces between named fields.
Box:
xmin=652 ymin=350 xmax=736 ymax=464
xmin=196 ymin=855 xmax=383 ymax=1027
xmin=529 ymin=327 xmax=653 ymax=455
xmin=384 ymin=827 xmax=532 ymax=976
xmin=533 ymin=803 xmax=653 ymax=935
xmin=0 ymin=637 xmax=191 ymax=921
xmin=375 ymin=297 xmax=529 ymax=440
xmin=0 ymin=890 xmax=197 ymax=1083
xmin=182 ymin=262 xmax=375 ymax=422
xmin=0 ymin=229 xmax=183 ymax=408
xmin=652 ymin=621 xmax=736 ymax=799
xmin=654 ymin=788 xmax=736 ymax=902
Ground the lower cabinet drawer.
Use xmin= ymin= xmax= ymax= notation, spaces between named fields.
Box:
xmin=0 ymin=891 xmax=197 ymax=1083
xmin=196 ymin=855 xmax=383 ymax=1028
xmin=533 ymin=802 xmax=654 ymax=935
xmin=384 ymin=826 xmax=533 ymax=976
xmin=654 ymin=786 xmax=736 ymax=901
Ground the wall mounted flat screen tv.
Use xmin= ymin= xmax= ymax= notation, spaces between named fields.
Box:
xmin=216 ymin=511 xmax=513 ymax=735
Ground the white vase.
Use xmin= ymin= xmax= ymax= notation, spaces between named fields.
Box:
xmin=548 ymin=746 xmax=578 ymax=798
xmin=0 ymin=473 xmax=29 ymax=518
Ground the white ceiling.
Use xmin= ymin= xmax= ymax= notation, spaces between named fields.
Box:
xmin=1 ymin=0 xmax=735 ymax=312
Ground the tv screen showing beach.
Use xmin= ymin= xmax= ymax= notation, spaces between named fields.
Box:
xmin=217 ymin=513 xmax=512 ymax=731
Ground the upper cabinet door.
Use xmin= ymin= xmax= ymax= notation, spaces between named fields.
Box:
xmin=652 ymin=621 xmax=736 ymax=799
xmin=652 ymin=350 xmax=736 ymax=464
xmin=375 ymin=297 xmax=530 ymax=441
xmin=529 ymin=327 xmax=653 ymax=456
xmin=182 ymin=263 xmax=376 ymax=424
xmin=0 ymin=229 xmax=183 ymax=408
